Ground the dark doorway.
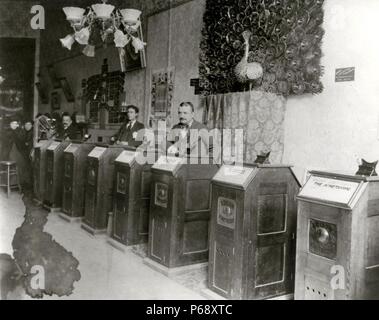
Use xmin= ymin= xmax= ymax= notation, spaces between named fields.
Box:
xmin=0 ymin=37 xmax=36 ymax=121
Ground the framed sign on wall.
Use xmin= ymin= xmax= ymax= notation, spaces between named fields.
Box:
xmin=150 ymin=67 xmax=175 ymax=124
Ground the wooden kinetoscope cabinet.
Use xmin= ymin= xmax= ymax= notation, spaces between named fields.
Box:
xmin=33 ymin=140 xmax=52 ymax=203
xmin=147 ymin=156 xmax=219 ymax=268
xmin=82 ymin=145 xmax=124 ymax=234
xmin=44 ymin=140 xmax=70 ymax=209
xmin=296 ymin=171 xmax=379 ymax=300
xmin=209 ymin=164 xmax=300 ymax=300
xmin=62 ymin=142 xmax=95 ymax=218
xmin=111 ymin=148 xmax=159 ymax=246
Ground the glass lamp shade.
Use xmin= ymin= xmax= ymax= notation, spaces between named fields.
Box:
xmin=131 ymin=36 xmax=146 ymax=53
xmin=246 ymin=62 xmax=263 ymax=80
xmin=120 ymin=9 xmax=141 ymax=24
xmin=125 ymin=20 xmax=140 ymax=33
xmin=91 ymin=3 xmax=115 ymax=19
xmin=114 ymin=29 xmax=130 ymax=48
xmin=82 ymin=44 xmax=95 ymax=57
xmin=60 ymin=34 xmax=75 ymax=50
xmin=63 ymin=7 xmax=85 ymax=22
xmin=75 ymin=27 xmax=90 ymax=45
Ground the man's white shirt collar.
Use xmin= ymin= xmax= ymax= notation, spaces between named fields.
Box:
xmin=127 ymin=120 xmax=136 ymax=128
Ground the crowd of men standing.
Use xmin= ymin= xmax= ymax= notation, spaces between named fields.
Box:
xmin=0 ymin=111 xmax=80 ymax=193
xmin=0 ymin=115 xmax=34 ymax=192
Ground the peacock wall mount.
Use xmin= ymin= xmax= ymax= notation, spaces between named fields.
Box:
xmin=234 ymin=30 xmax=264 ymax=89
xmin=199 ymin=0 xmax=325 ymax=97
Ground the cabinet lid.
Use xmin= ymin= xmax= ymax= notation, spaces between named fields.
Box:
xmin=88 ymin=146 xmax=107 ymax=159
xmin=212 ymin=165 xmax=257 ymax=190
xmin=152 ymin=155 xmax=185 ymax=175
xmin=47 ymin=141 xmax=61 ymax=151
xmin=64 ymin=143 xmax=80 ymax=154
xmin=115 ymin=150 xmax=136 ymax=166
xmin=34 ymin=141 xmax=45 ymax=148
xmin=297 ymin=171 xmax=367 ymax=209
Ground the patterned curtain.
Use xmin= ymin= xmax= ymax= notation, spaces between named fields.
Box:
xmin=202 ymin=90 xmax=286 ymax=164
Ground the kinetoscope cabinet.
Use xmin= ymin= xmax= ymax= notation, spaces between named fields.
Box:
xmin=209 ymin=164 xmax=300 ymax=300
xmin=62 ymin=142 xmax=95 ymax=218
xmin=33 ymin=140 xmax=52 ymax=203
xmin=111 ymin=149 xmax=158 ymax=246
xmin=82 ymin=145 xmax=124 ymax=234
xmin=296 ymin=171 xmax=379 ymax=300
xmin=148 ymin=156 xmax=219 ymax=268
xmin=44 ymin=140 xmax=70 ymax=209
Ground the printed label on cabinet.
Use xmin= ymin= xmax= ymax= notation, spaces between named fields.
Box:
xmin=155 ymin=183 xmax=168 ymax=208
xmin=299 ymin=175 xmax=361 ymax=206
xmin=213 ymin=165 xmax=256 ymax=189
xmin=217 ymin=197 xmax=236 ymax=230
xmin=117 ymin=172 xmax=127 ymax=194
xmin=88 ymin=147 xmax=107 ymax=159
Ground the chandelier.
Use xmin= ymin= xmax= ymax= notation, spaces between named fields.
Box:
xmin=60 ymin=0 xmax=146 ymax=57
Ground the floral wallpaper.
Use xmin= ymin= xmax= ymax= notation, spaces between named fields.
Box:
xmin=203 ymin=90 xmax=286 ymax=164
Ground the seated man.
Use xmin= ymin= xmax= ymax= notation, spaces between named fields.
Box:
xmin=111 ymin=105 xmax=145 ymax=148
xmin=167 ymin=101 xmax=213 ymax=158
xmin=57 ymin=112 xmax=79 ymax=141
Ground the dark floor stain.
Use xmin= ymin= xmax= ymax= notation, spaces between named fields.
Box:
xmin=1 ymin=191 xmax=81 ymax=299
xmin=0 ymin=254 xmax=24 ymax=300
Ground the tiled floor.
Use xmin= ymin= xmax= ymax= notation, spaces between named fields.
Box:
xmin=0 ymin=192 xmax=25 ymax=256
xmin=0 ymin=191 xmax=206 ymax=300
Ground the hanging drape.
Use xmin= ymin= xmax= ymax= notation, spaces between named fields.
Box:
xmin=202 ymin=90 xmax=286 ymax=164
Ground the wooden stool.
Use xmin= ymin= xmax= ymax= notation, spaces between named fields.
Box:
xmin=0 ymin=161 xmax=20 ymax=198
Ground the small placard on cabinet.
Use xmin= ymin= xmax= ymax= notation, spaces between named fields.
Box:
xmin=298 ymin=174 xmax=362 ymax=208
xmin=88 ymin=147 xmax=107 ymax=158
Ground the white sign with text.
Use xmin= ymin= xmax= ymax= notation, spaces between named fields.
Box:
xmin=299 ymin=176 xmax=361 ymax=205
xmin=88 ymin=147 xmax=107 ymax=158
xmin=212 ymin=165 xmax=256 ymax=189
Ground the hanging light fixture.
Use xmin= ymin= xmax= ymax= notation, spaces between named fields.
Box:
xmin=60 ymin=0 xmax=146 ymax=57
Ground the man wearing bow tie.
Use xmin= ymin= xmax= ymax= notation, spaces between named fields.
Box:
xmin=167 ymin=101 xmax=213 ymax=158
xmin=57 ymin=112 xmax=79 ymax=141
xmin=112 ymin=105 xmax=145 ymax=148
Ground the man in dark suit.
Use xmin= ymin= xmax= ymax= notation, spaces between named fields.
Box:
xmin=112 ymin=105 xmax=145 ymax=148
xmin=167 ymin=101 xmax=213 ymax=158
xmin=2 ymin=116 xmax=33 ymax=192
xmin=57 ymin=112 xmax=79 ymax=140
xmin=22 ymin=120 xmax=34 ymax=157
